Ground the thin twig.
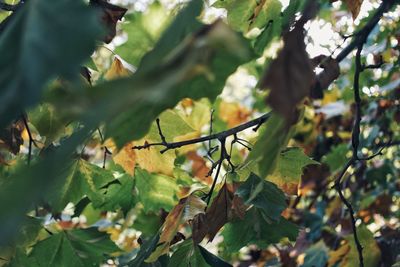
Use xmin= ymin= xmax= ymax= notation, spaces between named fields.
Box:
xmin=351 ymin=44 xmax=364 ymax=160
xmin=21 ymin=113 xmax=37 ymax=165
xmin=132 ymin=113 xmax=271 ymax=153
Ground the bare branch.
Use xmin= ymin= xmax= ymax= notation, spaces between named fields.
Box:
xmin=132 ymin=112 xmax=271 ymax=153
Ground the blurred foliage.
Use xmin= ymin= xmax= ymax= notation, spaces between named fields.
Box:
xmin=0 ymin=0 xmax=399 ymax=266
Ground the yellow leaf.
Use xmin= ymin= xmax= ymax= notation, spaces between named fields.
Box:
xmin=104 ymin=57 xmax=132 ymax=80
xmin=343 ymin=0 xmax=363 ymax=20
xmin=134 ymin=140 xmax=175 ymax=176
xmin=113 ymin=142 xmax=136 ymax=175
xmin=321 ymin=88 xmax=341 ymax=106
xmin=219 ymin=101 xmax=251 ymax=128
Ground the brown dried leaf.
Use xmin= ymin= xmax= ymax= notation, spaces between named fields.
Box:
xmin=0 ymin=119 xmax=25 ymax=155
xmin=192 ymin=183 xmax=247 ymax=244
xmin=90 ymin=0 xmax=127 ymax=44
xmin=343 ymin=0 xmax=363 ymax=20
xmin=310 ymin=56 xmax=341 ymax=99
xmin=192 ymin=213 xmax=208 ymax=244
xmin=261 ymin=25 xmax=314 ymax=123
xmin=148 ymin=195 xmax=206 ymax=261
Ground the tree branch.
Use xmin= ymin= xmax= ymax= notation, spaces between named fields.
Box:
xmin=132 ymin=112 xmax=271 ymax=153
xmin=335 ymin=0 xmax=397 ymax=63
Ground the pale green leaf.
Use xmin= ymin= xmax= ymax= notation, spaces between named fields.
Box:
xmin=135 ymin=168 xmax=179 ymax=212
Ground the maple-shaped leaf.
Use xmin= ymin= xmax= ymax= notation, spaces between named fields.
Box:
xmin=99 ymin=174 xmax=135 ymax=214
xmin=192 ymin=183 xmax=246 ymax=244
xmin=267 ymin=147 xmax=319 ymax=195
xmin=236 ymin=173 xmax=287 ymax=223
xmin=0 ymin=0 xmax=102 ymax=128
xmin=50 ymin=159 xmax=115 ymax=212
xmin=222 ymin=208 xmax=298 ymax=252
xmin=90 ymin=0 xmax=127 ymax=44
xmin=260 ymin=21 xmax=314 ymax=123
xmin=114 ymin=109 xmax=199 ymax=176
xmin=28 ymin=228 xmax=119 ymax=266
xmin=146 ymin=194 xmax=206 ymax=262
xmin=135 ymin=168 xmax=179 ymax=212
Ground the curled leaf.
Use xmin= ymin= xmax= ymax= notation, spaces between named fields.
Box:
xmin=90 ymin=0 xmax=127 ymax=44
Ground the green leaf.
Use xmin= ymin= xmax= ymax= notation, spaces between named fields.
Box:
xmin=6 ymin=248 xmax=40 ymax=267
xmin=222 ymin=208 xmax=298 ymax=252
xmin=51 ymin=159 xmax=115 ymax=211
xmin=132 ymin=209 xmax=162 ymax=237
xmin=213 ymin=0 xmax=281 ymax=32
xmin=115 ymin=2 xmax=171 ymax=66
xmin=0 ymin=130 xmax=90 ymax=245
xmin=51 ymin=0 xmax=253 ymax=149
xmin=342 ymin=226 xmax=381 ymax=267
xmin=267 ymin=147 xmax=319 ymax=195
xmin=322 ymin=144 xmax=350 ymax=172
xmin=128 ymin=234 xmax=160 ymax=267
xmin=0 ymin=0 xmax=101 ymax=127
xmin=253 ymin=19 xmax=282 ymax=55
xmin=135 ymin=168 xmax=179 ymax=212
xmin=236 ymin=173 xmax=287 ymax=223
xmin=168 ymin=240 xmax=208 ymax=267
xmin=301 ymin=241 xmax=329 ymax=267
xmin=15 ymin=216 xmax=43 ymax=248
xmin=30 ymin=228 xmax=119 ymax=267
xmin=28 ymin=104 xmax=68 ymax=145
xmin=245 ymin=114 xmax=290 ymax=178
xmin=99 ymin=174 xmax=135 ymax=214
xmin=198 ymin=245 xmax=232 ymax=267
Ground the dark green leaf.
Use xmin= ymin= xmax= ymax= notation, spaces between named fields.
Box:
xmin=300 ymin=241 xmax=329 ymax=267
xmin=198 ymin=245 xmax=232 ymax=267
xmin=99 ymin=174 xmax=135 ymax=214
xmin=29 ymin=228 xmax=119 ymax=267
xmin=50 ymin=159 xmax=115 ymax=211
xmin=128 ymin=234 xmax=160 ymax=267
xmin=236 ymin=173 xmax=287 ymax=223
xmin=168 ymin=239 xmax=208 ymax=267
xmin=0 ymin=0 xmax=101 ymax=127
xmin=222 ymin=208 xmax=298 ymax=252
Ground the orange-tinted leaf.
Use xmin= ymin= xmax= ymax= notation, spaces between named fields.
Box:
xmin=113 ymin=142 xmax=136 ymax=175
xmin=343 ymin=0 xmax=363 ymax=20
xmin=147 ymin=195 xmax=206 ymax=262
xmin=90 ymin=0 xmax=127 ymax=44
xmin=219 ymin=101 xmax=251 ymax=128
xmin=261 ymin=22 xmax=314 ymax=123
xmin=187 ymin=151 xmax=212 ymax=185
xmin=104 ymin=57 xmax=132 ymax=80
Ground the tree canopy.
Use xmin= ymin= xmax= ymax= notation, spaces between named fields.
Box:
xmin=0 ymin=0 xmax=399 ymax=266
